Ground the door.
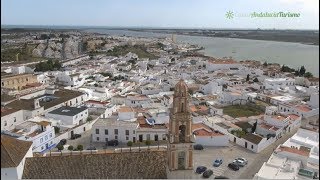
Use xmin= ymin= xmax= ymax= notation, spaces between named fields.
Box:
xmin=245 ymin=142 xmax=248 ymax=148
xmin=133 ymin=137 xmax=136 ymax=143
xmin=154 ymin=134 xmax=158 ymax=141
xmin=139 ymin=135 xmax=143 ymax=142
xmin=46 ymin=143 xmax=49 ymax=149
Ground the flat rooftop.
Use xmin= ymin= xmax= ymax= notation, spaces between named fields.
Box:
xmin=47 ymin=106 xmax=88 ymax=116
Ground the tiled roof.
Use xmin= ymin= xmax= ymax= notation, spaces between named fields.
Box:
xmin=22 ymin=151 xmax=167 ymax=179
xmin=5 ymin=89 xmax=84 ymax=110
xmin=1 ymin=107 xmax=21 ymax=117
xmin=242 ymin=133 xmax=263 ymax=144
xmin=1 ymin=135 xmax=33 ymax=168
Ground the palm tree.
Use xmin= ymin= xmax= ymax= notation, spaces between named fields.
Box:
xmin=127 ymin=141 xmax=133 ymax=152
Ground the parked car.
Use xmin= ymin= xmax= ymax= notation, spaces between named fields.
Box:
xmin=86 ymin=146 xmax=96 ymax=150
xmin=232 ymin=159 xmax=246 ymax=167
xmin=228 ymin=163 xmax=239 ymax=171
xmin=213 ymin=159 xmax=223 ymax=167
xmin=202 ymin=169 xmax=213 ymax=178
xmin=107 ymin=140 xmax=119 ymax=146
xmin=214 ymin=175 xmax=229 ymax=179
xmin=235 ymin=157 xmax=248 ymax=164
xmin=71 ymin=134 xmax=81 ymax=140
xmin=193 ymin=144 xmax=204 ymax=150
xmin=195 ymin=166 xmax=207 ymax=174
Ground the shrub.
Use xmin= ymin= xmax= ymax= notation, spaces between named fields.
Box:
xmin=68 ymin=145 xmax=74 ymax=151
xmin=57 ymin=144 xmax=64 ymax=151
xmin=77 ymin=145 xmax=83 ymax=151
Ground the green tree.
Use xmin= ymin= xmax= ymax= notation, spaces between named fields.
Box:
xmin=57 ymin=144 xmax=64 ymax=151
xmin=87 ymin=116 xmax=93 ymax=122
xmin=77 ymin=145 xmax=83 ymax=151
xmin=299 ymin=66 xmax=306 ymax=76
xmin=304 ymin=72 xmax=313 ymax=78
xmin=127 ymin=141 xmax=133 ymax=152
xmin=246 ymin=74 xmax=250 ymax=82
xmin=145 ymin=140 xmax=151 ymax=149
xmin=251 ymin=120 xmax=257 ymax=133
xmin=263 ymin=62 xmax=268 ymax=66
xmin=68 ymin=145 xmax=74 ymax=151
xmin=54 ymin=126 xmax=60 ymax=134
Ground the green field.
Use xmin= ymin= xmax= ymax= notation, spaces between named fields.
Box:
xmin=105 ymin=45 xmax=158 ymax=59
xmin=222 ymin=105 xmax=264 ymax=118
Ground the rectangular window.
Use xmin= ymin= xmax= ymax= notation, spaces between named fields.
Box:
xmin=115 ymin=135 xmax=118 ymax=140
xmin=105 ymin=129 xmax=108 ymax=135
xmin=14 ymin=117 xmax=16 ymax=122
xmin=105 ymin=138 xmax=108 ymax=142
xmin=133 ymin=130 xmax=135 ymax=134
xmin=251 ymin=145 xmax=254 ymax=149
xmin=114 ymin=129 xmax=118 ymax=135
xmin=97 ymin=137 xmax=99 ymax=141
xmin=96 ymin=129 xmax=99 ymax=134
xmin=45 ymin=135 xmax=48 ymax=140
xmin=49 ymin=133 xmax=52 ymax=138
xmin=126 ymin=136 xmax=129 ymax=140
xmin=125 ymin=130 xmax=129 ymax=136
xmin=147 ymin=134 xmax=150 ymax=140
xmin=41 ymin=146 xmax=44 ymax=150
xmin=40 ymin=138 xmax=43 ymax=143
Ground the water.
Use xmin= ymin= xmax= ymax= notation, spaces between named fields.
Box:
xmin=85 ymin=29 xmax=319 ymax=77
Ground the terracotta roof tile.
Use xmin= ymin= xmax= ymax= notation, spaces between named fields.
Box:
xmin=1 ymin=135 xmax=33 ymax=168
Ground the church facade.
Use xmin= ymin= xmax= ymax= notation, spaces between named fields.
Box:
xmin=167 ymin=79 xmax=194 ymax=171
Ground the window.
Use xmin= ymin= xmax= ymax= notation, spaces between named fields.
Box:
xmin=133 ymin=130 xmax=135 ymax=134
xmin=85 ymin=112 xmax=87 ymax=114
xmin=105 ymin=138 xmax=108 ymax=142
xmin=14 ymin=117 xmax=16 ymax=122
xmin=41 ymin=146 xmax=44 ymax=150
xmin=49 ymin=133 xmax=52 ymax=138
xmin=146 ymin=134 xmax=150 ymax=140
xmin=251 ymin=145 xmax=254 ymax=149
xmin=26 ymin=78 xmax=29 ymax=81
xmin=40 ymin=138 xmax=43 ymax=143
xmin=105 ymin=129 xmax=108 ymax=135
xmin=4 ymin=121 xmax=7 ymax=126
xmin=96 ymin=137 xmax=99 ymax=141
xmin=81 ymin=114 xmax=83 ymax=117
xmin=114 ymin=129 xmax=118 ymax=135
xmin=45 ymin=135 xmax=48 ymax=140
xmin=51 ymin=141 xmax=53 ymax=144
xmin=125 ymin=130 xmax=129 ymax=136
xmin=115 ymin=135 xmax=118 ymax=140
xmin=1 ymin=82 xmax=3 ymax=86
xmin=126 ymin=136 xmax=129 ymax=140
xmin=96 ymin=129 xmax=99 ymax=134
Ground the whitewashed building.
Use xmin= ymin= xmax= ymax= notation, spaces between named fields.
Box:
xmin=1 ymin=135 xmax=33 ymax=179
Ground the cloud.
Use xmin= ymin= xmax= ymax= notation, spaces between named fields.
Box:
xmin=279 ymin=0 xmax=319 ymax=14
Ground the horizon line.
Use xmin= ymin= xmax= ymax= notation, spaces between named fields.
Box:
xmin=1 ymin=24 xmax=319 ymax=31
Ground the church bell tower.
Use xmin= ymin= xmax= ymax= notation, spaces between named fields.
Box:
xmin=167 ymin=79 xmax=194 ymax=171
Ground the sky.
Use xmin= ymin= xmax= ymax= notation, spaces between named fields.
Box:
xmin=1 ymin=0 xmax=319 ymax=29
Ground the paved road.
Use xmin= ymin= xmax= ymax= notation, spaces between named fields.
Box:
xmin=238 ymin=128 xmax=298 ymax=179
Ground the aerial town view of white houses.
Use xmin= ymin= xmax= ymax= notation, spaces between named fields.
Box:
xmin=1 ymin=26 xmax=318 ymax=179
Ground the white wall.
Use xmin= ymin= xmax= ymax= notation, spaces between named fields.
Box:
xmin=1 ymin=110 xmax=24 ymax=131
xmin=195 ymin=135 xmax=229 ymax=146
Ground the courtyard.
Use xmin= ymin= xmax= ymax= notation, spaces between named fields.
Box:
xmin=222 ymin=104 xmax=265 ymax=118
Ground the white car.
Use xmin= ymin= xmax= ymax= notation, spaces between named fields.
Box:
xmin=232 ymin=159 xmax=246 ymax=167
xmin=235 ymin=157 xmax=248 ymax=164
